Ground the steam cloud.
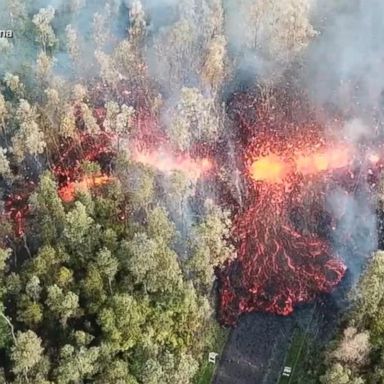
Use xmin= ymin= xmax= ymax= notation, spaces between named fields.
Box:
xmin=306 ymin=0 xmax=382 ymax=283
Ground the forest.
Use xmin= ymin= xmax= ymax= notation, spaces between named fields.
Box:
xmin=0 ymin=1 xmax=383 ymax=384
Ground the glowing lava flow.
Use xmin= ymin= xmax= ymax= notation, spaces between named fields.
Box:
xmin=250 ymin=154 xmax=292 ymax=183
xmin=132 ymin=148 xmax=213 ymax=180
xmin=217 ymin=137 xmax=351 ymax=326
xmin=250 ymin=145 xmax=354 ymax=183
xmin=57 ymin=147 xmax=213 ymax=204
xmin=58 ymin=175 xmax=114 ymax=203
xmin=295 ymin=145 xmax=352 ymax=176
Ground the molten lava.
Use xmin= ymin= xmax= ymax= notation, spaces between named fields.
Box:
xmin=58 ymin=175 xmax=114 ymax=203
xmin=296 ymin=146 xmax=352 ymax=176
xmin=250 ymin=154 xmax=291 ymax=183
xmin=250 ymin=145 xmax=353 ymax=184
xmin=217 ymin=134 xmax=352 ymax=326
xmin=132 ymin=148 xmax=212 ymax=180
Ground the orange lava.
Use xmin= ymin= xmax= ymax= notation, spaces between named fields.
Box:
xmin=59 ymin=175 xmax=113 ymax=202
xmin=250 ymin=145 xmax=353 ymax=183
xmin=296 ymin=146 xmax=351 ymax=175
xmin=249 ymin=154 xmax=291 ymax=183
xmin=132 ymin=149 xmax=212 ymax=180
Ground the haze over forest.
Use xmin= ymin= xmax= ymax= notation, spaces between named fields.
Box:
xmin=0 ymin=1 xmax=383 ymax=384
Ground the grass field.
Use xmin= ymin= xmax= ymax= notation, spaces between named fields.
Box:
xmin=195 ymin=361 xmax=216 ymax=384
xmin=277 ymin=328 xmax=308 ymax=384
xmin=193 ymin=325 xmax=229 ymax=384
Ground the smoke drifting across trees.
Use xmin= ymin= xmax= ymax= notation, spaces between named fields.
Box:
xmin=0 ymin=1 xmax=234 ymax=383
xmin=0 ymin=0 xmax=383 ymax=383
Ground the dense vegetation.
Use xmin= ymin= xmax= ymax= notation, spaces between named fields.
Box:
xmin=0 ymin=1 xmax=237 ymax=382
xmin=315 ymin=246 xmax=384 ymax=384
xmin=0 ymin=169 xmax=233 ymax=383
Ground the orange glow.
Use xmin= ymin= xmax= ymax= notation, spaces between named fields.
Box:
xmin=133 ymin=149 xmax=212 ymax=180
xmin=249 ymin=154 xmax=290 ymax=183
xmin=249 ymin=145 xmax=353 ymax=184
xmin=296 ymin=147 xmax=351 ymax=175
xmin=59 ymin=175 xmax=113 ymax=202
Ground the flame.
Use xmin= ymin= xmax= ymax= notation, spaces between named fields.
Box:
xmin=132 ymin=149 xmax=212 ymax=180
xmin=58 ymin=175 xmax=113 ymax=203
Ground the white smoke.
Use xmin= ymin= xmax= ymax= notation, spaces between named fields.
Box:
xmin=306 ymin=0 xmax=384 ymax=119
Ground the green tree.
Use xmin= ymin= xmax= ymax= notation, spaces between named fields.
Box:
xmin=0 ymin=249 xmax=12 ymax=347
xmin=188 ymin=200 xmax=233 ymax=291
xmin=0 ymin=147 xmax=11 ymax=178
xmin=54 ymin=344 xmax=100 ymax=384
xmin=123 ymin=233 xmax=182 ymax=294
xmin=4 ymin=73 xmax=24 ymax=97
xmin=320 ymin=363 xmax=364 ymax=384
xmin=140 ymin=358 xmax=164 ymax=384
xmin=117 ymin=160 xmax=155 ymax=211
xmin=25 ymin=275 xmax=42 ymax=301
xmin=79 ymin=102 xmax=99 ymax=134
xmin=27 ymin=245 xmax=66 ymax=286
xmin=36 ymin=51 xmax=55 ymax=84
xmin=29 ymin=172 xmax=66 ymax=244
xmin=354 ymin=251 xmax=384 ymax=326
xmin=32 ymin=6 xmax=57 ymax=51
xmin=98 ymin=293 xmax=145 ymax=351
xmin=167 ymin=171 xmax=195 ymax=216
xmin=17 ymin=295 xmax=43 ymax=328
xmin=65 ymin=24 xmax=80 ymax=62
xmin=174 ymin=353 xmax=199 ymax=383
xmin=202 ymin=35 xmax=227 ymax=90
xmin=92 ymin=6 xmax=111 ymax=49
xmin=95 ymin=50 xmax=119 ymax=89
xmin=95 ymin=360 xmax=138 ymax=384
xmin=94 ymin=247 xmax=119 ymax=293
xmin=168 ymin=88 xmax=219 ymax=150
xmin=11 ymin=330 xmax=44 ymax=378
xmin=45 ymin=285 xmax=79 ymax=326
xmin=147 ymin=206 xmax=176 ymax=244
xmin=82 ymin=264 xmax=107 ymax=314
xmin=12 ymin=99 xmax=46 ymax=161
xmin=59 ymin=104 xmax=76 ymax=138
xmin=63 ymin=201 xmax=93 ymax=246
